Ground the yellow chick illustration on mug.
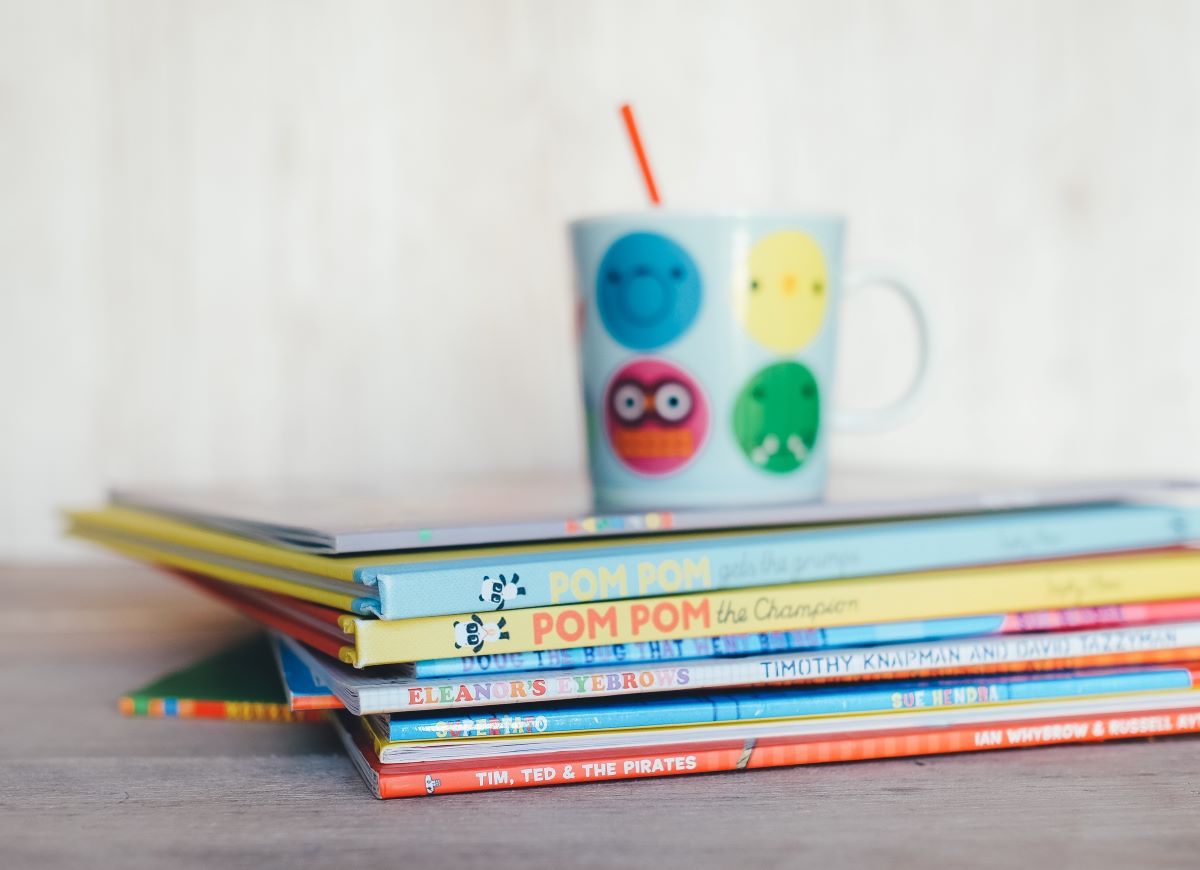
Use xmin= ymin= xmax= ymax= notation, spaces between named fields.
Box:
xmin=735 ymin=230 xmax=828 ymax=353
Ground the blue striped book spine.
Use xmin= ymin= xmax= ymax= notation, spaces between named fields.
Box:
xmin=384 ymin=666 xmax=1197 ymax=741
xmin=410 ymin=614 xmax=1009 ymax=677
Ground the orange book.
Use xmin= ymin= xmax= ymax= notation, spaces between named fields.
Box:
xmin=334 ymin=696 xmax=1200 ymax=798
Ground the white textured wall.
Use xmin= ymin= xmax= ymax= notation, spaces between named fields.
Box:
xmin=3 ymin=0 xmax=1200 ymax=558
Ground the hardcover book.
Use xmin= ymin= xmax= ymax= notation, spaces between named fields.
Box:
xmin=333 ymin=693 xmax=1200 ymax=798
xmin=111 ymin=472 xmax=1196 ymax=553
xmin=362 ymin=665 xmax=1200 ymax=759
xmin=407 ymin=599 xmax=1200 ymax=677
xmin=119 ymin=634 xmax=328 ymax=721
xmin=269 ymin=599 xmax=1200 ymax=705
xmin=176 ymin=550 xmax=1200 ymax=665
xmin=68 ymin=500 xmax=1200 ymax=620
xmin=273 ymin=617 xmax=1200 ymax=715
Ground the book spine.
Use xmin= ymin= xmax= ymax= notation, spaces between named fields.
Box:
xmin=369 ymin=705 xmax=1200 ymax=797
xmin=117 ymin=695 xmax=323 ymax=722
xmin=367 ymin=506 xmax=1189 ymax=619
xmin=410 ymin=616 xmax=1005 ymax=677
xmin=994 ymin=598 xmax=1200 ymax=633
xmin=270 ymin=633 xmax=345 ymax=711
xmin=347 ymin=551 xmax=1200 ymax=664
xmin=384 ymin=666 xmax=1199 ymax=742
xmin=411 ymin=600 xmax=1200 ymax=677
xmin=387 ymin=701 xmax=718 ymax=742
xmin=288 ymin=694 xmax=342 ymax=712
xmin=357 ymin=621 xmax=1200 ymax=712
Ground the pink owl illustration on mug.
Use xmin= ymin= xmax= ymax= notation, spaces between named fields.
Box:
xmin=603 ymin=358 xmax=709 ymax=476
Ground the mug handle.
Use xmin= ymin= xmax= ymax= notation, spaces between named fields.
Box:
xmin=831 ymin=270 xmax=931 ymax=433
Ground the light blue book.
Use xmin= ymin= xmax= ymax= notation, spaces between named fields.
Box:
xmin=356 ymin=504 xmax=1199 ymax=619
xmin=379 ymin=665 xmax=1198 ymax=742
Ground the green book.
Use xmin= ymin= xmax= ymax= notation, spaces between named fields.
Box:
xmin=119 ymin=634 xmax=329 ymax=721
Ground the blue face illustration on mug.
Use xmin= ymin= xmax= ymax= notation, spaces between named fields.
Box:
xmin=596 ymin=232 xmax=702 ymax=350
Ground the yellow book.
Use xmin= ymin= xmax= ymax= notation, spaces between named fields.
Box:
xmin=322 ymin=550 xmax=1200 ymax=665
xmin=70 ymin=526 xmax=369 ymax=613
xmin=76 ymin=520 xmax=1200 ymax=667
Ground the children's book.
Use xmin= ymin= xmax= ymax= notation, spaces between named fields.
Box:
xmin=174 ymin=549 xmax=1200 ymax=665
xmin=408 ymin=599 xmax=1200 ymax=677
xmin=269 ymin=598 xmax=1200 ymax=689
xmin=364 ymin=664 xmax=1200 ymax=759
xmin=333 ymin=693 xmax=1200 ymax=798
xmin=118 ymin=634 xmax=329 ymax=721
xmin=109 ymin=472 xmax=1198 ymax=553
xmin=274 ymin=616 xmax=1200 ymax=715
xmin=267 ymin=633 xmax=342 ymax=711
xmin=67 ymin=501 xmax=1200 ymax=619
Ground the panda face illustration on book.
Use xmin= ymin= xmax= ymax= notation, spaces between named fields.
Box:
xmin=453 ymin=614 xmax=510 ymax=653
xmin=479 ymin=573 xmax=526 ymax=610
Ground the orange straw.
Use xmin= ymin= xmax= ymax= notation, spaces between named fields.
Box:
xmin=619 ymin=103 xmax=661 ymax=205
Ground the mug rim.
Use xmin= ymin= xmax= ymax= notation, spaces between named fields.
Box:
xmin=569 ymin=208 xmax=846 ymax=229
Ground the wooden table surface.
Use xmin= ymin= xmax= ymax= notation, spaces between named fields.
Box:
xmin=3 ymin=562 xmax=1199 ymax=869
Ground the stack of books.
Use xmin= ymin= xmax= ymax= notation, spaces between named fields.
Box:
xmin=71 ymin=476 xmax=1200 ymax=798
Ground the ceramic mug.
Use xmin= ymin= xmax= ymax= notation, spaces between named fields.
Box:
xmin=569 ymin=211 xmax=930 ymax=511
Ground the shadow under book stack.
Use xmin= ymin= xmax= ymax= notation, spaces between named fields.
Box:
xmin=70 ymin=480 xmax=1200 ymax=798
